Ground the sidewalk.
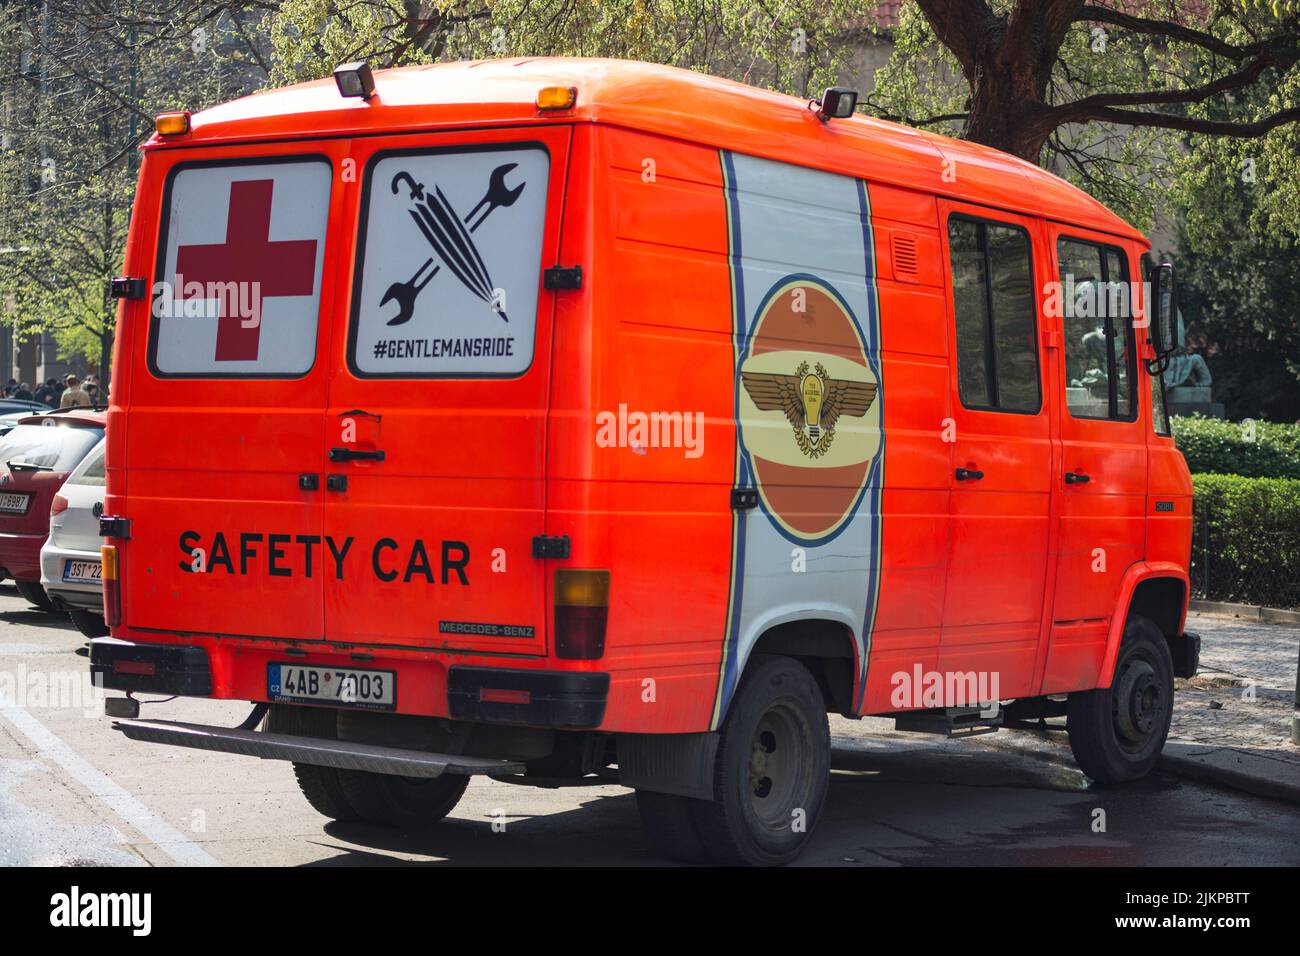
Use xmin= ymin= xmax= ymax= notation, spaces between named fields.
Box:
xmin=1159 ymin=611 xmax=1300 ymax=804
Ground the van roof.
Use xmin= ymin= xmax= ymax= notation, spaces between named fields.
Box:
xmin=158 ymin=57 xmax=1144 ymax=244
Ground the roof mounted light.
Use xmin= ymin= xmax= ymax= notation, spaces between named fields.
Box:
xmin=334 ymin=61 xmax=376 ymax=100
xmin=536 ymin=86 xmax=577 ymax=111
xmin=155 ymin=111 xmax=190 ymax=136
xmin=812 ymin=87 xmax=858 ymax=123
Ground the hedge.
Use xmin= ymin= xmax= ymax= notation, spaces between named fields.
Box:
xmin=1171 ymin=414 xmax=1300 ymax=478
xmin=1190 ymin=474 xmax=1300 ymax=609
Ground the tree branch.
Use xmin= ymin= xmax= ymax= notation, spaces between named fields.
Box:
xmin=1061 ymin=51 xmax=1292 ymax=115
xmin=1086 ymin=105 xmax=1300 ymax=137
xmin=1076 ymin=5 xmax=1287 ymax=59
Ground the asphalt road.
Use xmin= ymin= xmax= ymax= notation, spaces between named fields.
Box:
xmin=1 ymin=584 xmax=1296 ymax=867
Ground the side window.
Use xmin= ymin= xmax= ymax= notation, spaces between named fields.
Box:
xmin=948 ymin=216 xmax=1040 ymax=413
xmin=151 ymin=158 xmax=331 ymax=377
xmin=1058 ymin=238 xmax=1136 ymax=420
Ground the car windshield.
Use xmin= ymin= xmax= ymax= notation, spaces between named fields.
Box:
xmin=0 ymin=423 xmax=104 ymax=473
xmin=64 ymin=437 xmax=106 ymax=486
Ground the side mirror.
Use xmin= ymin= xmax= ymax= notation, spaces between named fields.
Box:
xmin=815 ymin=87 xmax=858 ymax=122
xmin=1145 ymin=261 xmax=1176 ymax=374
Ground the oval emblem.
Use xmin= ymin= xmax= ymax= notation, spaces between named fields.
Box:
xmin=92 ymin=501 xmax=104 ymax=518
xmin=738 ymin=275 xmax=881 ymax=544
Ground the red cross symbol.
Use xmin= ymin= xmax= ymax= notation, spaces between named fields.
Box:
xmin=175 ymin=179 xmax=318 ymax=362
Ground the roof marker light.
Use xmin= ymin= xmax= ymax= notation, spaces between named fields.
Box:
xmin=334 ymin=61 xmax=376 ymax=100
xmin=812 ymin=87 xmax=858 ymax=123
xmin=536 ymin=86 xmax=577 ymax=111
xmin=155 ymin=111 xmax=190 ymax=136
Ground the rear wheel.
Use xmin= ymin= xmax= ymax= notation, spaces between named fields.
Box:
xmin=68 ymin=608 xmax=108 ymax=638
xmin=1067 ymin=615 xmax=1174 ymax=784
xmin=264 ymin=705 xmax=359 ymax=822
xmin=336 ymin=770 xmax=469 ymax=828
xmin=14 ymin=580 xmax=58 ymax=613
xmin=687 ymin=655 xmax=830 ymax=866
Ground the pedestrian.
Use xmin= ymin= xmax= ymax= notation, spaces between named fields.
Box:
xmin=59 ymin=374 xmax=90 ymax=408
xmin=14 ymin=381 xmax=32 ymax=401
xmin=33 ymin=378 xmax=57 ymax=407
xmin=84 ymin=381 xmax=100 ymax=405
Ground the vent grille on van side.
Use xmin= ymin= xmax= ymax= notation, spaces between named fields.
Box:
xmin=891 ymin=233 xmax=920 ymax=282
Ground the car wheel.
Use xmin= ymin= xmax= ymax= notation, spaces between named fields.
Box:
xmin=14 ymin=580 xmax=58 ymax=613
xmin=1067 ymin=615 xmax=1175 ymax=784
xmin=264 ymin=705 xmax=360 ymax=822
xmin=68 ymin=608 xmax=109 ymax=638
xmin=335 ymin=770 xmax=469 ymax=828
xmin=687 ymin=654 xmax=830 ymax=866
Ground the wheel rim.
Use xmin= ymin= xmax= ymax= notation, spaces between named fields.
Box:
xmin=746 ymin=703 xmax=810 ymax=830
xmin=1111 ymin=652 xmax=1165 ymax=751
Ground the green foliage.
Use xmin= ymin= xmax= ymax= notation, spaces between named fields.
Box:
xmin=1190 ymin=473 xmax=1300 ymax=608
xmin=1173 ymin=414 xmax=1300 ymax=477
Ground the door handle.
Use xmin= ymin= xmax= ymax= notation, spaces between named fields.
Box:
xmin=328 ymin=448 xmax=386 ymax=463
xmin=955 ymin=467 xmax=984 ymax=481
xmin=1065 ymin=471 xmax=1091 ymax=485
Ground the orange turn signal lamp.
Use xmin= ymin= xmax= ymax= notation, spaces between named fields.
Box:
xmin=536 ymin=86 xmax=577 ymax=111
xmin=155 ymin=111 xmax=190 ymax=136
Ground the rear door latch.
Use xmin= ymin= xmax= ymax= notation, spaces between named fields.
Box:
xmin=543 ymin=265 xmax=583 ymax=290
xmin=99 ymin=515 xmax=132 ymax=539
xmin=531 ymin=535 xmax=571 ymax=559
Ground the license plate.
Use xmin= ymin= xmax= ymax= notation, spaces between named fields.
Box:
xmin=267 ymin=663 xmax=395 ymax=710
xmin=0 ymin=492 xmax=29 ymax=514
xmin=62 ymin=559 xmax=102 ymax=583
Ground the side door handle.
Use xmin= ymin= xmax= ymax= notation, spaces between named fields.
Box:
xmin=955 ymin=467 xmax=984 ymax=481
xmin=328 ymin=448 xmax=386 ymax=463
xmin=1064 ymin=471 xmax=1091 ymax=485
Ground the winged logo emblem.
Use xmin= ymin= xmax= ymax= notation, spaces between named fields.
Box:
xmin=741 ymin=360 xmax=877 ymax=459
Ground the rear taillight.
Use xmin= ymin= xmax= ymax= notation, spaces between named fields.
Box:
xmin=101 ymin=545 xmax=121 ymax=627
xmin=554 ymin=569 xmax=610 ymax=660
xmin=50 ymin=494 xmax=68 ymax=516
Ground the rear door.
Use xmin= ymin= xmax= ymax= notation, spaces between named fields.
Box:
xmin=123 ymin=140 xmax=350 ymax=640
xmin=321 ymin=126 xmax=571 ymax=655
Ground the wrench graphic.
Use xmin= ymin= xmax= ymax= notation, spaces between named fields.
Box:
xmin=381 ymin=163 xmax=525 ymax=326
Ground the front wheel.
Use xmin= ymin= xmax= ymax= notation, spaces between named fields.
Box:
xmin=1067 ymin=615 xmax=1174 ymax=784
xmin=687 ymin=655 xmax=830 ymax=866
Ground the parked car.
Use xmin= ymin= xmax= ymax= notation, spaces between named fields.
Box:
xmin=0 ymin=399 xmax=52 ymax=415
xmin=0 ymin=410 xmax=106 ymax=612
xmin=41 ymin=436 xmax=107 ymax=637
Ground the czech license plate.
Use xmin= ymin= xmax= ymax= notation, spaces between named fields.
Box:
xmin=0 ymin=492 xmax=30 ymax=514
xmin=62 ymin=559 xmax=102 ymax=583
xmin=267 ymin=663 xmax=395 ymax=710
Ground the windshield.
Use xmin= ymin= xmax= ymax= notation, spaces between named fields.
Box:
xmin=0 ymin=423 xmax=104 ymax=473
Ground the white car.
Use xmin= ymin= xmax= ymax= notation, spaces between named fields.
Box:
xmin=40 ymin=436 xmax=107 ymax=637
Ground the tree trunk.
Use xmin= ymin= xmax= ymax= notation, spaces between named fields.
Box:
xmin=962 ymin=66 xmax=1058 ymax=162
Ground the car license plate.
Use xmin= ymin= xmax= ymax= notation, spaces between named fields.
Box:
xmin=62 ymin=559 xmax=102 ymax=583
xmin=267 ymin=663 xmax=395 ymax=710
xmin=0 ymin=492 xmax=30 ymax=514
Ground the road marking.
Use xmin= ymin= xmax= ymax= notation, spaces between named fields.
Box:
xmin=0 ymin=703 xmax=219 ymax=867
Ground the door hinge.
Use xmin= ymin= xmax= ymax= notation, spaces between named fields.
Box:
xmin=531 ymin=534 xmax=571 ymax=559
xmin=109 ymin=276 xmax=147 ymax=300
xmin=543 ymin=265 xmax=583 ymax=290
xmin=99 ymin=515 xmax=131 ymax=539
xmin=730 ymin=487 xmax=758 ymax=511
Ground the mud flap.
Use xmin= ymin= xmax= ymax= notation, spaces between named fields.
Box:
xmin=618 ymin=732 xmax=720 ymax=800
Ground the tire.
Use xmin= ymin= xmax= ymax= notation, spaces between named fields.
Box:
xmin=264 ymin=705 xmax=360 ymax=822
xmin=688 ymin=655 xmax=830 ymax=866
xmin=336 ymin=770 xmax=469 ymax=828
xmin=635 ymin=789 xmax=710 ymax=863
xmin=15 ymin=580 xmax=58 ymax=613
xmin=68 ymin=608 xmax=109 ymax=638
xmin=1067 ymin=615 xmax=1175 ymax=784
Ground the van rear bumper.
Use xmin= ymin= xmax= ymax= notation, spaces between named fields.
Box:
xmin=90 ymin=638 xmax=214 ymax=696
xmin=92 ymin=638 xmax=610 ymax=730
xmin=448 ymin=666 xmax=610 ymax=729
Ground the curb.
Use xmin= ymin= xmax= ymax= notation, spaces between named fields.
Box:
xmin=1189 ymin=599 xmax=1300 ymax=627
xmin=1159 ymin=742 xmax=1300 ymax=805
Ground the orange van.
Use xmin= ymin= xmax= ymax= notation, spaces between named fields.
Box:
xmin=93 ymin=58 xmax=1196 ymax=865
